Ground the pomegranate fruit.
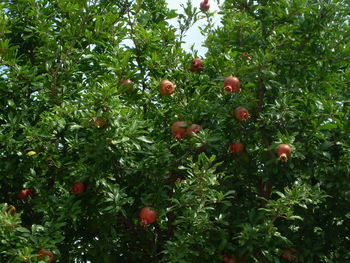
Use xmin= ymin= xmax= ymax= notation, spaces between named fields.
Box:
xmin=70 ymin=182 xmax=85 ymax=194
xmin=191 ymin=58 xmax=203 ymax=72
xmin=200 ymin=0 xmax=210 ymax=11
xmin=281 ymin=248 xmax=296 ymax=261
xmin=121 ymin=79 xmax=133 ymax=92
xmin=171 ymin=121 xmax=187 ymax=139
xmin=186 ymin=124 xmax=201 ymax=137
xmin=159 ymin=80 xmax=175 ymax=96
xmin=234 ymin=106 xmax=251 ymax=121
xmin=223 ymin=255 xmax=233 ymax=263
xmin=92 ymin=118 xmax=106 ymax=128
xmin=17 ymin=189 xmax=33 ymax=201
xmin=139 ymin=206 xmax=157 ymax=226
xmin=229 ymin=142 xmax=244 ymax=154
xmin=240 ymin=52 xmax=252 ymax=60
xmin=276 ymin=144 xmax=292 ymax=163
xmin=37 ymin=249 xmax=54 ymax=263
xmin=224 ymin=76 xmax=240 ymax=93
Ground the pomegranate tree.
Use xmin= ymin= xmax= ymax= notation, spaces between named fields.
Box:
xmin=234 ymin=106 xmax=251 ymax=121
xmin=191 ymin=58 xmax=203 ymax=72
xmin=229 ymin=142 xmax=244 ymax=154
xmin=276 ymin=144 xmax=292 ymax=163
xmin=159 ymin=80 xmax=175 ymax=96
xmin=70 ymin=182 xmax=85 ymax=194
xmin=139 ymin=206 xmax=157 ymax=226
xmin=224 ymin=76 xmax=240 ymax=93
xmin=200 ymin=0 xmax=210 ymax=11
xmin=171 ymin=121 xmax=187 ymax=139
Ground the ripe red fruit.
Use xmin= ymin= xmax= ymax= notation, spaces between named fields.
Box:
xmin=234 ymin=106 xmax=251 ymax=121
xmin=171 ymin=121 xmax=187 ymax=139
xmin=139 ymin=207 xmax=157 ymax=226
xmin=200 ymin=0 xmax=210 ymax=11
xmin=159 ymin=80 xmax=175 ymax=96
xmin=70 ymin=182 xmax=85 ymax=194
xmin=186 ymin=124 xmax=201 ymax=137
xmin=37 ymin=249 xmax=54 ymax=263
xmin=224 ymin=76 xmax=240 ymax=93
xmin=229 ymin=142 xmax=244 ymax=154
xmin=240 ymin=52 xmax=252 ymax=60
xmin=121 ymin=79 xmax=133 ymax=92
xmin=276 ymin=144 xmax=292 ymax=163
xmin=191 ymin=58 xmax=203 ymax=72
xmin=92 ymin=118 xmax=106 ymax=128
xmin=223 ymin=255 xmax=237 ymax=263
xmin=17 ymin=189 xmax=33 ymax=201
xmin=223 ymin=255 xmax=232 ymax=262
xmin=281 ymin=248 xmax=296 ymax=261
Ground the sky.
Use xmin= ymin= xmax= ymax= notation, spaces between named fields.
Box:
xmin=165 ymin=0 xmax=221 ymax=56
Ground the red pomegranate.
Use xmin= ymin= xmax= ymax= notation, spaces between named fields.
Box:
xmin=171 ymin=121 xmax=187 ymax=139
xmin=17 ymin=189 xmax=33 ymax=201
xmin=200 ymin=0 xmax=210 ymax=11
xmin=70 ymin=182 xmax=85 ymax=194
xmin=276 ymin=144 xmax=292 ymax=163
xmin=121 ymin=79 xmax=133 ymax=92
xmin=224 ymin=76 xmax=240 ymax=93
xmin=240 ymin=52 xmax=252 ymax=60
xmin=234 ymin=106 xmax=251 ymax=121
xmin=229 ymin=142 xmax=244 ymax=154
xmin=92 ymin=118 xmax=106 ymax=128
xmin=223 ymin=255 xmax=232 ymax=262
xmin=159 ymin=80 xmax=175 ymax=96
xmin=191 ymin=58 xmax=203 ymax=72
xmin=37 ymin=249 xmax=54 ymax=263
xmin=186 ymin=124 xmax=201 ymax=137
xmin=281 ymin=248 xmax=296 ymax=261
xmin=139 ymin=206 xmax=157 ymax=226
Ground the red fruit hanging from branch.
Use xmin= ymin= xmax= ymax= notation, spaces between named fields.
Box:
xmin=234 ymin=106 xmax=251 ymax=121
xmin=186 ymin=124 xmax=201 ymax=137
xmin=224 ymin=76 xmax=240 ymax=93
xmin=200 ymin=0 xmax=210 ymax=11
xmin=276 ymin=144 xmax=292 ymax=163
xmin=171 ymin=121 xmax=187 ymax=139
xmin=229 ymin=142 xmax=244 ymax=154
xmin=70 ymin=182 xmax=85 ymax=194
xmin=17 ymin=189 xmax=33 ymax=201
xmin=139 ymin=207 xmax=157 ymax=227
xmin=191 ymin=58 xmax=203 ymax=72
xmin=121 ymin=79 xmax=133 ymax=92
xmin=281 ymin=248 xmax=296 ymax=261
xmin=37 ymin=249 xmax=54 ymax=263
xmin=159 ymin=80 xmax=175 ymax=96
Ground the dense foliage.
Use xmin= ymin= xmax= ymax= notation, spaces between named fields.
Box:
xmin=0 ymin=0 xmax=349 ymax=262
